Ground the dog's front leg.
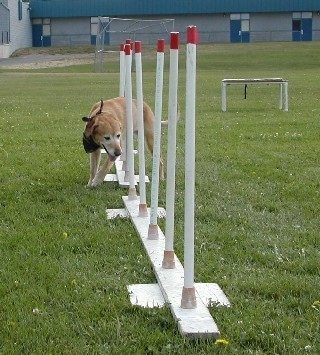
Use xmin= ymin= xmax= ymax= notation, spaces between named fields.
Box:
xmin=91 ymin=157 xmax=115 ymax=187
xmin=87 ymin=149 xmax=101 ymax=187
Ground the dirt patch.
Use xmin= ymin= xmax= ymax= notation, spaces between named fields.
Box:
xmin=0 ymin=53 xmax=94 ymax=69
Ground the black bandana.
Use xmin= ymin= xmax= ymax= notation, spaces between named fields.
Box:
xmin=82 ymin=133 xmax=101 ymax=153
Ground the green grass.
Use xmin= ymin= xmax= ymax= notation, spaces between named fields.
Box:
xmin=1 ymin=42 xmax=320 ymax=354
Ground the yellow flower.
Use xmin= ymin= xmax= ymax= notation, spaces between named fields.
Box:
xmin=71 ymin=279 xmax=77 ymax=286
xmin=312 ymin=300 xmax=320 ymax=307
xmin=62 ymin=232 xmax=68 ymax=238
xmin=215 ymin=338 xmax=229 ymax=346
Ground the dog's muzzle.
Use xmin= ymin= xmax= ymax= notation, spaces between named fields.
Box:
xmin=82 ymin=133 xmax=101 ymax=153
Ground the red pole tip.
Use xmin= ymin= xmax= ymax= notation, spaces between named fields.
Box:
xmin=187 ymin=25 xmax=199 ymax=44
xmin=120 ymin=43 xmax=125 ymax=51
xmin=135 ymin=41 xmax=142 ymax=53
xmin=124 ymin=43 xmax=131 ymax=55
xmin=170 ymin=32 xmax=180 ymax=50
xmin=125 ymin=38 xmax=131 ymax=44
xmin=157 ymin=39 xmax=165 ymax=53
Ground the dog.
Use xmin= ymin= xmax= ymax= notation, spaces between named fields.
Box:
xmin=82 ymin=96 xmax=168 ymax=187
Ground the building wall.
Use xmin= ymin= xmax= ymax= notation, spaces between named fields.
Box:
xmin=250 ymin=13 xmax=292 ymax=42
xmin=0 ymin=1 xmax=10 ymax=45
xmin=313 ymin=12 xmax=320 ymax=40
xmin=45 ymin=12 xmax=320 ymax=46
xmin=174 ymin=15 xmax=230 ymax=43
xmin=7 ymin=0 xmax=32 ymax=55
xmin=51 ymin=18 xmax=91 ymax=46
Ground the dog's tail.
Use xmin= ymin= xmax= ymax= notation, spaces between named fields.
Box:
xmin=161 ymin=102 xmax=180 ymax=127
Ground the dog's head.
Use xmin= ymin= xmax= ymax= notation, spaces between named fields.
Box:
xmin=82 ymin=100 xmax=122 ymax=160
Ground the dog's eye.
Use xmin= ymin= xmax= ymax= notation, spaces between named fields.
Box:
xmin=104 ymin=136 xmax=111 ymax=141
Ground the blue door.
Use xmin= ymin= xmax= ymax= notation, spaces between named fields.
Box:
xmin=230 ymin=14 xmax=250 ymax=43
xmin=42 ymin=36 xmax=51 ymax=47
xmin=241 ymin=31 xmax=250 ymax=43
xmin=32 ymin=24 xmax=42 ymax=47
xmin=230 ymin=19 xmax=241 ymax=43
xmin=292 ymin=13 xmax=312 ymax=41
xmin=301 ymin=18 xmax=312 ymax=41
xmin=32 ymin=25 xmax=51 ymax=47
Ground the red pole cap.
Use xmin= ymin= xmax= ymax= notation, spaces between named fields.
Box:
xmin=187 ymin=25 xmax=199 ymax=44
xmin=135 ymin=41 xmax=142 ymax=53
xmin=157 ymin=39 xmax=165 ymax=53
xmin=125 ymin=39 xmax=133 ymax=49
xmin=120 ymin=43 xmax=125 ymax=51
xmin=124 ymin=43 xmax=131 ymax=55
xmin=170 ymin=32 xmax=180 ymax=50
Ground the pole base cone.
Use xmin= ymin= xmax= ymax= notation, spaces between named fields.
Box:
xmin=148 ymin=224 xmax=159 ymax=240
xmin=138 ymin=203 xmax=148 ymax=217
xmin=128 ymin=187 xmax=137 ymax=200
xmin=181 ymin=287 xmax=197 ymax=309
xmin=162 ymin=250 xmax=175 ymax=269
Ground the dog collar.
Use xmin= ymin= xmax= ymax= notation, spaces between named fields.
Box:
xmin=82 ymin=133 xmax=101 ymax=153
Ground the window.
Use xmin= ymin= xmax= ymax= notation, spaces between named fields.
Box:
xmin=18 ymin=0 xmax=22 ymax=21
xmin=91 ymin=17 xmax=99 ymax=36
xmin=292 ymin=19 xmax=301 ymax=31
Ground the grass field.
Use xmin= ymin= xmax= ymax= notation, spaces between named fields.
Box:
xmin=0 ymin=41 xmax=319 ymax=354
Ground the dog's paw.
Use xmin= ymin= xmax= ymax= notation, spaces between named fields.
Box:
xmin=91 ymin=177 xmax=103 ymax=187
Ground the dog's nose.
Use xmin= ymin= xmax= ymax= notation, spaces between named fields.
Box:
xmin=114 ymin=150 xmax=121 ymax=157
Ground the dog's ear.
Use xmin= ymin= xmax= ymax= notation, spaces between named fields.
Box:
xmin=97 ymin=99 xmax=104 ymax=114
xmin=84 ymin=119 xmax=99 ymax=137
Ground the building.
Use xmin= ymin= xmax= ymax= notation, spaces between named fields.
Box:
xmin=28 ymin=0 xmax=320 ymax=46
xmin=1 ymin=0 xmax=320 ymax=58
xmin=0 ymin=0 xmax=32 ymax=58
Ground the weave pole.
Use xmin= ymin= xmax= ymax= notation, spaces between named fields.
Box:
xmin=123 ymin=39 xmax=133 ymax=180
xmin=135 ymin=41 xmax=148 ymax=217
xmin=124 ymin=43 xmax=137 ymax=200
xmin=119 ymin=42 xmax=127 ymax=169
xmin=148 ymin=39 xmax=165 ymax=240
xmin=162 ymin=32 xmax=179 ymax=269
xmin=119 ymin=43 xmax=125 ymax=97
xmin=121 ymin=26 xmax=230 ymax=336
xmin=181 ymin=25 xmax=198 ymax=309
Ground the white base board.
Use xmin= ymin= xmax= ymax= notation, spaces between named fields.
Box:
xmin=128 ymin=282 xmax=230 ymax=309
xmin=122 ymin=195 xmax=230 ymax=339
xmin=103 ymin=160 xmax=150 ymax=187
xmin=107 ymin=207 xmax=166 ymax=220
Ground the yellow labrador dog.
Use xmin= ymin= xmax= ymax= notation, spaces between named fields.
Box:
xmin=82 ymin=97 xmax=165 ymax=187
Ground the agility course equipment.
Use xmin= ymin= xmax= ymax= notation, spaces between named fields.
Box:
xmin=162 ymin=32 xmax=179 ymax=270
xmin=221 ymin=78 xmax=289 ymax=111
xmin=106 ymin=27 xmax=230 ymax=338
xmin=148 ymin=39 xmax=165 ymax=240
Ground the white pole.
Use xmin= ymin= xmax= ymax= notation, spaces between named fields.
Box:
xmin=135 ymin=41 xmax=148 ymax=217
xmin=119 ymin=43 xmax=125 ymax=97
xmin=123 ymin=39 xmax=132 ymax=178
xmin=148 ymin=39 xmax=165 ymax=240
xmin=222 ymin=81 xmax=227 ymax=112
xmin=119 ymin=43 xmax=127 ymax=167
xmin=284 ymin=81 xmax=288 ymax=111
xmin=124 ymin=43 xmax=137 ymax=200
xmin=279 ymin=82 xmax=283 ymax=110
xmin=162 ymin=32 xmax=179 ymax=269
xmin=181 ymin=25 xmax=198 ymax=309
